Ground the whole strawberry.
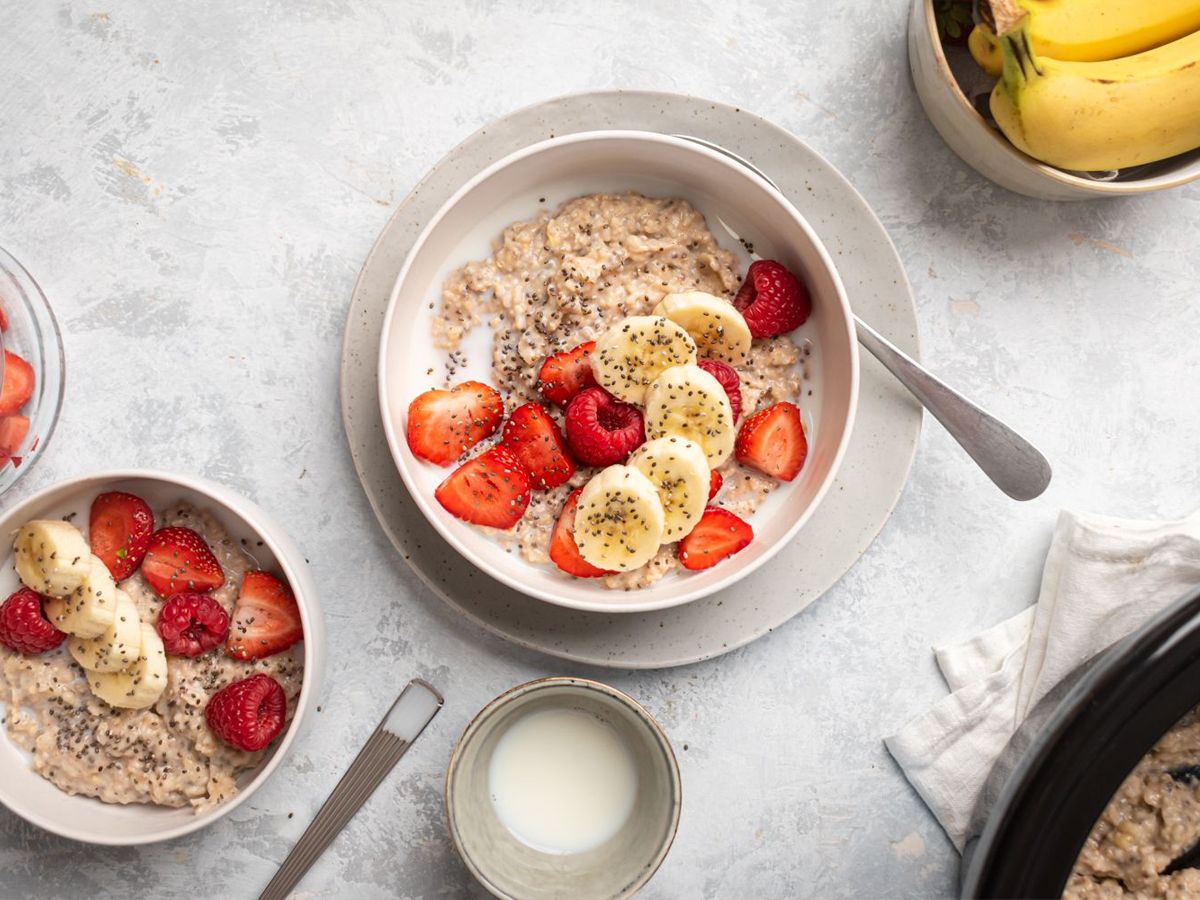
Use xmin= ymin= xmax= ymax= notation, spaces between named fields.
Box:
xmin=733 ymin=259 xmax=812 ymax=338
xmin=205 ymin=673 xmax=287 ymax=752
xmin=0 ymin=587 xmax=66 ymax=654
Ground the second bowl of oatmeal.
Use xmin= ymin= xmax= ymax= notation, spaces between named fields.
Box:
xmin=0 ymin=470 xmax=323 ymax=845
xmin=379 ymin=131 xmax=859 ymax=614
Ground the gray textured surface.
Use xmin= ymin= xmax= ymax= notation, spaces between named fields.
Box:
xmin=1 ymin=2 xmax=1198 ymax=898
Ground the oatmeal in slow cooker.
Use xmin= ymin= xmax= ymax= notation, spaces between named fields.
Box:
xmin=1065 ymin=708 xmax=1200 ymax=898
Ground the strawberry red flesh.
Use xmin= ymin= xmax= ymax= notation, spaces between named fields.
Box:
xmin=708 ymin=470 xmax=724 ymax=501
xmin=141 ymin=526 xmax=225 ymax=597
xmin=733 ymin=259 xmax=812 ymax=339
xmin=0 ymin=351 xmax=35 ymax=416
xmin=90 ymin=490 xmax=155 ymax=581
xmin=406 ymin=380 xmax=504 ymax=466
xmin=0 ymin=414 xmax=29 ymax=458
xmin=536 ymin=341 xmax=597 ymax=407
xmin=735 ymin=402 xmax=808 ymax=482
xmin=225 ymin=571 xmax=303 ymax=661
xmin=678 ymin=507 xmax=754 ymax=570
xmin=500 ymin=402 xmax=575 ymax=490
xmin=435 ymin=445 xmax=532 ymax=529
xmin=549 ymin=488 xmax=612 ymax=578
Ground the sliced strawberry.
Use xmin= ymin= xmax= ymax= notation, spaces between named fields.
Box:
xmin=0 ymin=304 xmax=9 ymax=332
xmin=708 ymin=470 xmax=724 ymax=500
xmin=500 ymin=402 xmax=575 ymax=491
xmin=0 ymin=352 xmax=34 ymax=416
xmin=435 ymin=445 xmax=532 ymax=530
xmin=735 ymin=402 xmax=808 ymax=482
xmin=89 ymin=491 xmax=155 ymax=581
xmin=678 ymin=507 xmax=753 ymax=570
xmin=549 ymin=489 xmax=612 ymax=578
xmin=141 ymin=526 xmax=225 ymax=596
xmin=0 ymin=415 xmax=29 ymax=458
xmin=406 ymin=380 xmax=504 ymax=466
xmin=225 ymin=571 xmax=303 ymax=661
xmin=536 ymin=341 xmax=597 ymax=407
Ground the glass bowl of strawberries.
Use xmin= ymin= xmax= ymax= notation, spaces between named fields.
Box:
xmin=0 ymin=246 xmax=65 ymax=495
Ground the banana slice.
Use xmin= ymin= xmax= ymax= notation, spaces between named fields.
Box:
xmin=13 ymin=520 xmax=92 ymax=597
xmin=573 ymin=465 xmax=666 ymax=571
xmin=43 ymin=556 xmax=118 ymax=639
xmin=644 ymin=364 xmax=736 ymax=467
xmin=87 ymin=623 xmax=167 ymax=710
xmin=653 ymin=292 xmax=752 ymax=365
xmin=67 ymin=589 xmax=141 ymax=673
xmin=627 ymin=437 xmax=710 ymax=541
xmin=591 ymin=315 xmax=697 ymax=404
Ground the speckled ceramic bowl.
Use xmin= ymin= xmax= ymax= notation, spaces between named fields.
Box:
xmin=907 ymin=0 xmax=1200 ymax=199
xmin=0 ymin=470 xmax=325 ymax=845
xmin=378 ymin=130 xmax=859 ymax=614
xmin=0 ymin=246 xmax=65 ymax=492
xmin=445 ymin=677 xmax=681 ymax=900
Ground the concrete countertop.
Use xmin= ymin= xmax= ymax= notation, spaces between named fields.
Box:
xmin=2 ymin=1 xmax=1198 ymax=897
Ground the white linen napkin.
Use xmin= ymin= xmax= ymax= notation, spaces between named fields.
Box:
xmin=885 ymin=508 xmax=1200 ymax=851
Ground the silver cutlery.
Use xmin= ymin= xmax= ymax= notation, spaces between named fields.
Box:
xmin=673 ymin=133 xmax=1052 ymax=501
xmin=259 ymin=678 xmax=444 ymax=900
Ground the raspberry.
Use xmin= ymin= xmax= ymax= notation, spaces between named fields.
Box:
xmin=0 ymin=587 xmax=66 ymax=655
xmin=564 ymin=387 xmax=645 ymax=466
xmin=157 ymin=593 xmax=230 ymax=658
xmin=205 ymin=673 xmax=287 ymax=752
xmin=733 ymin=259 xmax=811 ymax=338
xmin=698 ymin=359 xmax=743 ymax=422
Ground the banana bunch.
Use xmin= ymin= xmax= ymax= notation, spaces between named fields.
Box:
xmin=14 ymin=520 xmax=166 ymax=709
xmin=969 ymin=0 xmax=1200 ymax=75
xmin=572 ymin=295 xmax=744 ymax=570
xmin=972 ymin=0 xmax=1200 ymax=171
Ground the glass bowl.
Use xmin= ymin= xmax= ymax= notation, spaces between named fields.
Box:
xmin=0 ymin=246 xmax=65 ymax=497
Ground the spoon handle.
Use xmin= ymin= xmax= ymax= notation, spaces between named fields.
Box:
xmin=854 ymin=315 xmax=1052 ymax=501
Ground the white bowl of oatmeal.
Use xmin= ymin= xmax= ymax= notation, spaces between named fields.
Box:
xmin=379 ymin=131 xmax=858 ymax=614
xmin=0 ymin=470 xmax=323 ymax=845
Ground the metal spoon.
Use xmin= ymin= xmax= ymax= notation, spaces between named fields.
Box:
xmin=673 ymin=134 xmax=1052 ymax=501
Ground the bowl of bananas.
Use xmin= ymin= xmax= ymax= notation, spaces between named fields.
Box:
xmin=909 ymin=0 xmax=1200 ymax=199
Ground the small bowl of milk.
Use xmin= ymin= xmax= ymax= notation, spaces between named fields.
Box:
xmin=445 ymin=677 xmax=682 ymax=899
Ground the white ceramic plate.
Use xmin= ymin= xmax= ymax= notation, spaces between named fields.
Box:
xmin=340 ymin=90 xmax=923 ymax=668
xmin=0 ymin=470 xmax=325 ymax=845
xmin=378 ymin=131 xmax=859 ymax=614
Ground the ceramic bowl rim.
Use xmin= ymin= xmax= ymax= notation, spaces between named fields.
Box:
xmin=377 ymin=129 xmax=860 ymax=614
xmin=0 ymin=468 xmax=321 ymax=845
xmin=444 ymin=676 xmax=682 ymax=900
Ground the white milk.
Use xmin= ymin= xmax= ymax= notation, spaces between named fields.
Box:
xmin=488 ymin=707 xmax=638 ymax=854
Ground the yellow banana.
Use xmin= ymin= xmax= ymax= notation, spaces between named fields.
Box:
xmin=987 ymin=0 xmax=1200 ymax=171
xmin=978 ymin=0 xmax=1200 ymax=63
xmin=969 ymin=25 xmax=1003 ymax=77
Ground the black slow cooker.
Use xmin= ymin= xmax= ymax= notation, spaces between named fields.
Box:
xmin=962 ymin=587 xmax=1200 ymax=898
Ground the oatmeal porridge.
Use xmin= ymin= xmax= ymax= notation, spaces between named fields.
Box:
xmin=0 ymin=500 xmax=303 ymax=812
xmin=409 ymin=191 xmax=814 ymax=587
xmin=1065 ymin=708 xmax=1200 ymax=898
